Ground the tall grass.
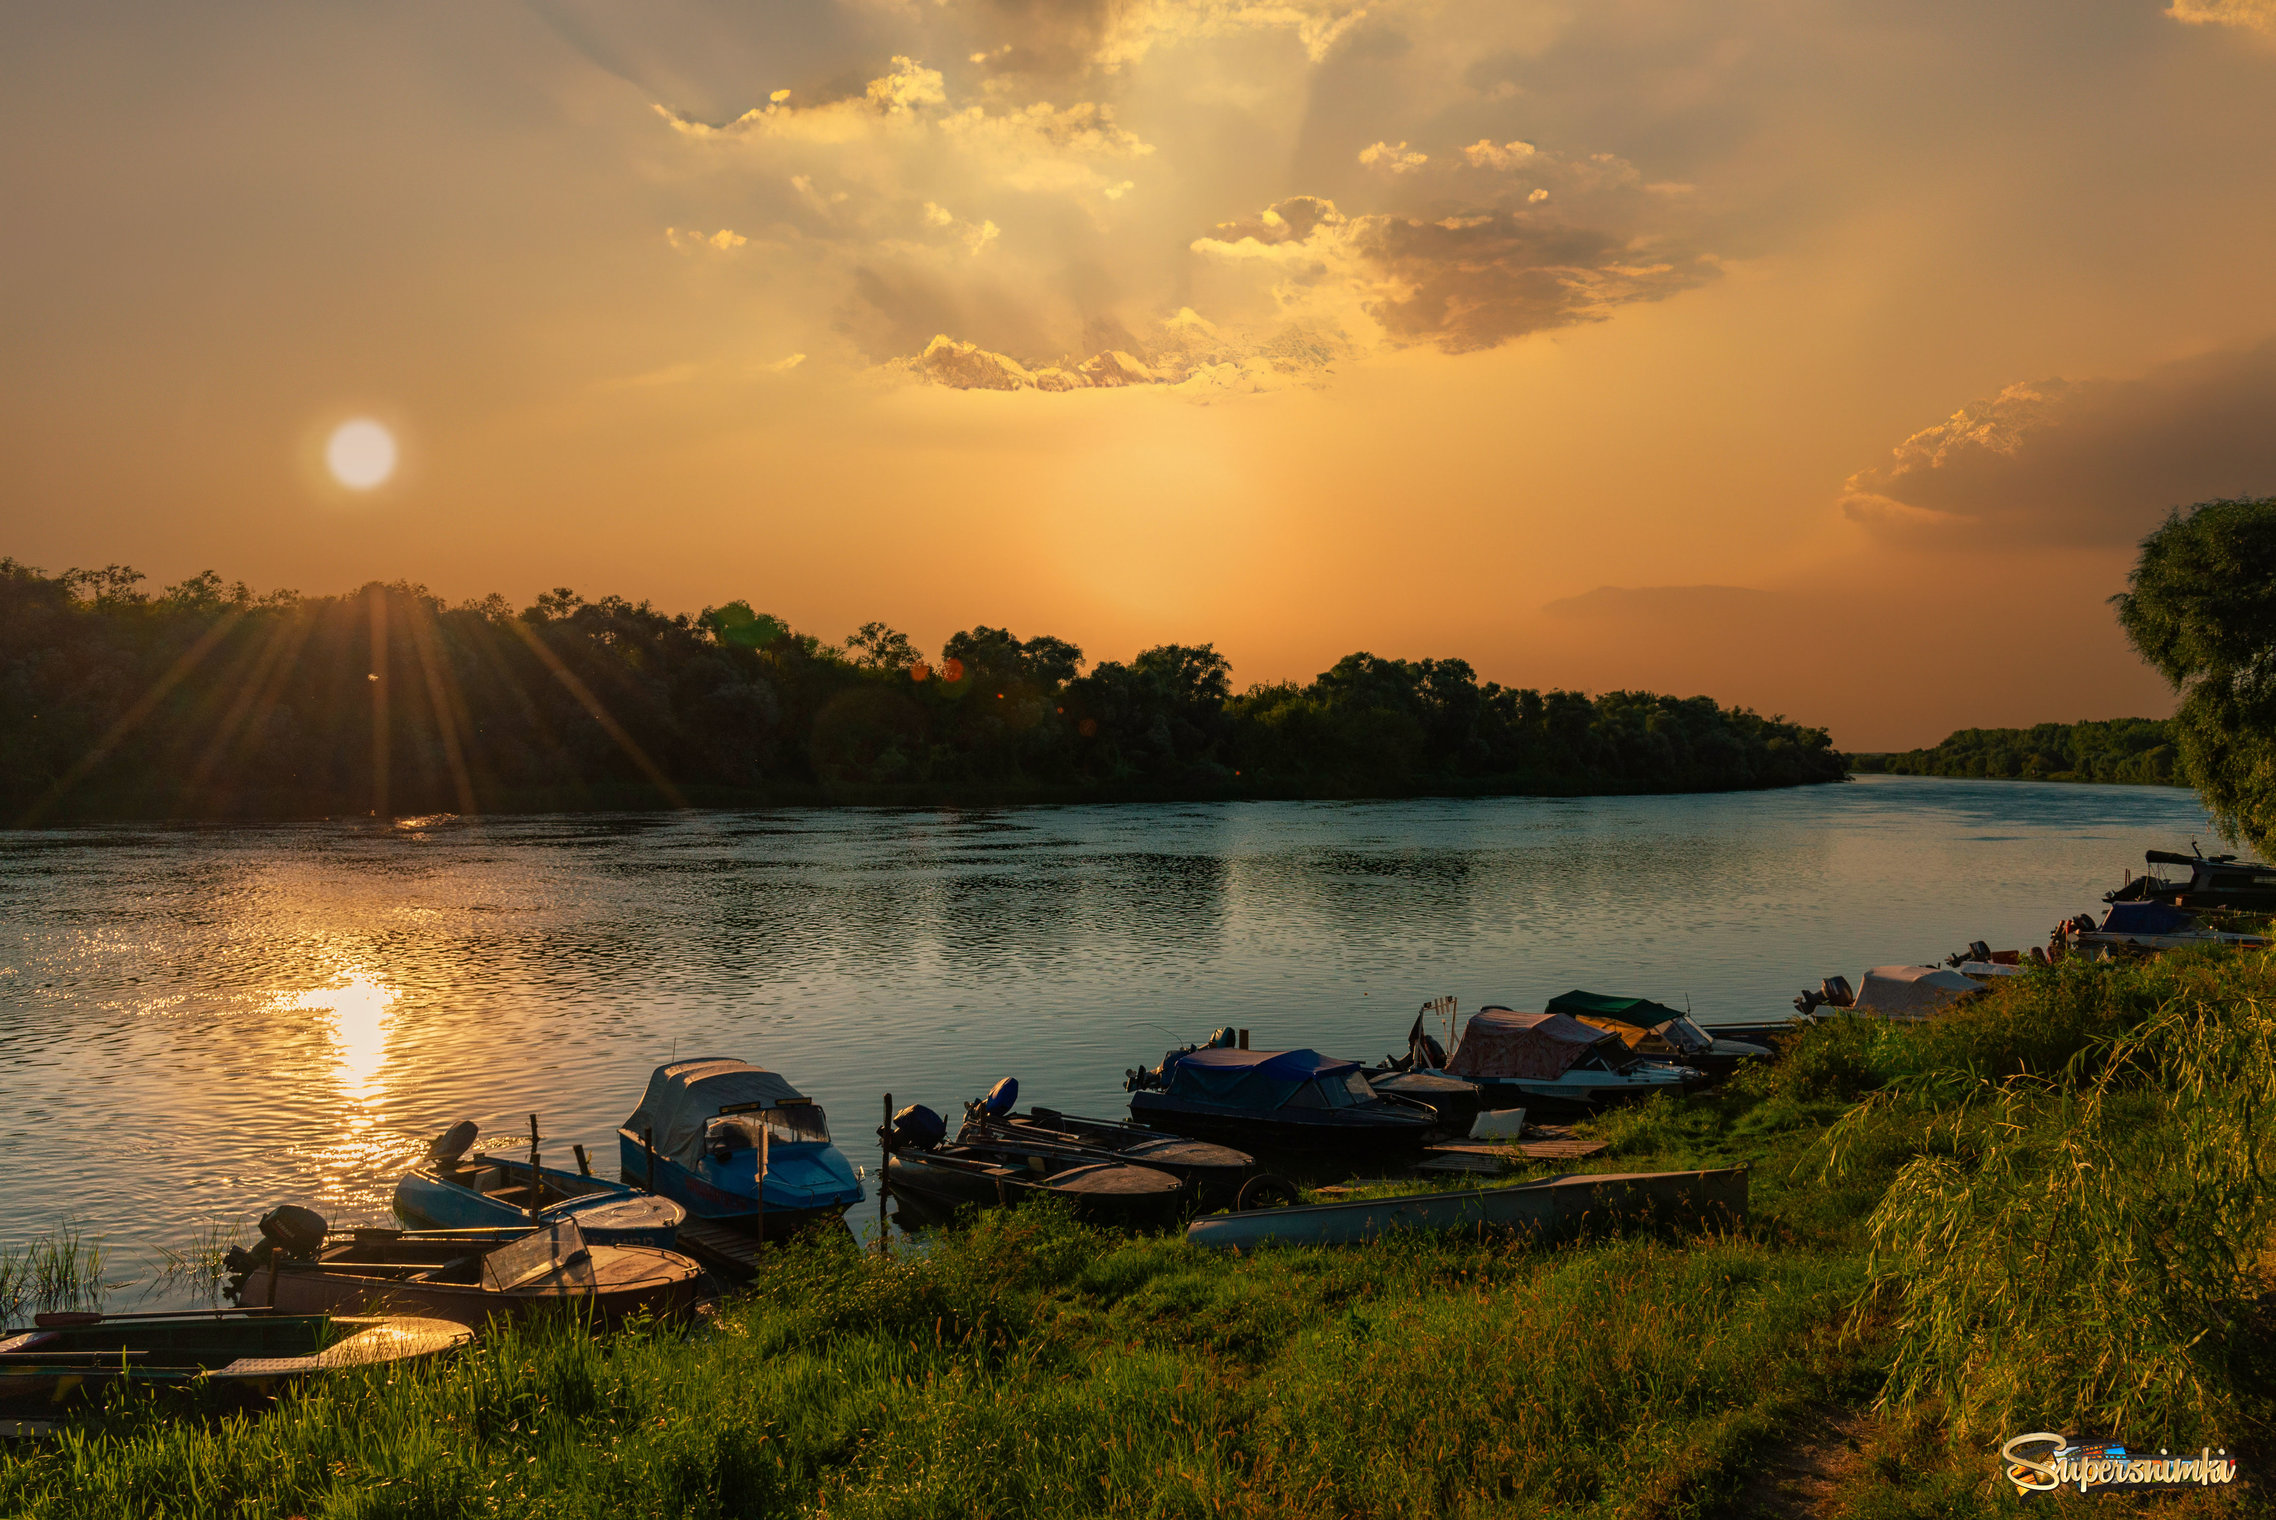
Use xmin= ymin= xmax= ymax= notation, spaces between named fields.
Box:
xmin=150 ymin=1220 xmax=245 ymax=1304
xmin=1839 ymin=950 xmax=2276 ymax=1444
xmin=0 ymin=1205 xmax=1867 ymax=1519
xmin=0 ymin=1222 xmax=110 ymax=1320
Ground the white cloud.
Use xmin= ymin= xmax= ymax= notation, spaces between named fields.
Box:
xmin=664 ymin=226 xmax=747 ymax=251
xmin=1358 ymin=140 xmax=1428 ymax=174
xmin=2168 ymin=0 xmax=2276 ymax=33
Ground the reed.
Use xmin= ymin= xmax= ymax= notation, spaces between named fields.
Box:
xmin=0 ymin=1222 xmax=110 ymax=1318
xmin=151 ymin=1220 xmax=245 ymax=1303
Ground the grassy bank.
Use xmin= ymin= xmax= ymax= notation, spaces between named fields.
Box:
xmin=5 ymin=952 xmax=2271 ymax=1517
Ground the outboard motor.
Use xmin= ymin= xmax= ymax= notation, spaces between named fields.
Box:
xmin=427 ymin=1119 xmax=478 ymax=1165
xmin=1794 ymin=975 xmax=1855 ymax=1016
xmin=980 ymin=1077 xmax=1019 ymax=1119
xmin=885 ymin=1104 xmax=946 ymax=1153
xmin=257 ymin=1204 xmax=329 ymax=1260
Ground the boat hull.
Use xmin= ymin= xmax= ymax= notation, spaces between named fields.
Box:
xmin=885 ymin=1151 xmax=1186 ymax=1232
xmin=965 ymin=1112 xmax=1256 ymax=1205
xmin=616 ymin=1130 xmax=860 ymax=1231
xmin=235 ymin=1244 xmax=702 ymax=1329
xmin=394 ymin=1161 xmax=684 ymax=1247
xmin=0 ymin=1311 xmax=471 ymax=1406
xmin=1186 ymin=1167 xmax=1749 ymax=1251
xmin=1126 ymin=1092 xmax=1436 ymax=1169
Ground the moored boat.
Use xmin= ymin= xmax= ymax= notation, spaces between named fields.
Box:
xmin=2107 ymin=847 xmax=2276 ymax=913
xmin=953 ymin=1079 xmax=1258 ymax=1205
xmin=1422 ymin=1007 xmax=1703 ymax=1113
xmin=0 ymin=1308 xmax=470 ymax=1406
xmin=1124 ymin=1045 xmax=1441 ymax=1168
xmin=228 ymin=1209 xmax=701 ymax=1328
xmin=1543 ymin=991 xmax=1771 ymax=1076
xmin=394 ymin=1120 xmax=684 ymax=1247
xmin=617 ymin=1058 xmax=864 ymax=1234
xmin=881 ymin=1102 xmax=1188 ymax=1231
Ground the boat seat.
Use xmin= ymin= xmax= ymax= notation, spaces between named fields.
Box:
xmin=409 ymin=1257 xmax=477 ymax=1283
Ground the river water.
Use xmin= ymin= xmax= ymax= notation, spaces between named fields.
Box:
xmin=0 ymin=775 xmax=2214 ymax=1305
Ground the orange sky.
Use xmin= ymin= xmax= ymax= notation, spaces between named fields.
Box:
xmin=6 ymin=0 xmax=2276 ymax=749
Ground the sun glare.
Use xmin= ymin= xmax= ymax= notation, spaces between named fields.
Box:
xmin=284 ymin=969 xmax=399 ymax=1101
xmin=326 ymin=418 xmax=398 ymax=490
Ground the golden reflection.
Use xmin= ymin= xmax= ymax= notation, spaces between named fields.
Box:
xmin=283 ymin=969 xmax=398 ymax=1102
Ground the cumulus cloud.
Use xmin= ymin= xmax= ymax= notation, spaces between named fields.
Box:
xmin=1190 ymin=195 xmax=1710 ymax=354
xmin=2167 ymin=0 xmax=2276 ymax=33
xmin=1358 ymin=140 xmax=1428 ymax=173
xmin=1462 ymin=138 xmax=1537 ymax=170
xmin=1840 ymin=341 xmax=2276 ymax=544
xmin=664 ymin=226 xmax=747 ymax=251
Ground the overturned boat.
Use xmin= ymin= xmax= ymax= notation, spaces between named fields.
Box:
xmin=951 ymin=1079 xmax=1258 ymax=1206
xmin=228 ymin=1208 xmax=702 ymax=1328
xmin=1542 ymin=991 xmax=1771 ymax=1076
xmin=1125 ymin=1045 xmax=1441 ymax=1167
xmin=1186 ymin=1167 xmax=1748 ymax=1251
xmin=618 ymin=1058 xmax=864 ymax=1234
xmin=880 ymin=1101 xmax=1188 ymax=1231
xmin=0 ymin=1308 xmax=471 ymax=1407
xmin=395 ymin=1120 xmax=684 ymax=1247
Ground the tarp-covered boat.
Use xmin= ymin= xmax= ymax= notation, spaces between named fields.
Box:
xmin=0 ymin=1309 xmax=470 ymax=1406
xmin=395 ymin=1121 xmax=684 ymax=1246
xmin=2072 ymin=901 xmax=2272 ymax=954
xmin=1544 ymin=991 xmax=1771 ymax=1074
xmin=1126 ymin=1047 xmax=1440 ymax=1165
xmin=1848 ymin=965 xmax=1989 ymax=1018
xmin=1430 ymin=1007 xmax=1702 ymax=1111
xmin=617 ymin=1058 xmax=864 ymax=1232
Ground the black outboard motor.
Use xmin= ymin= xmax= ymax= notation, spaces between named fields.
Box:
xmin=256 ymin=1204 xmax=329 ymax=1260
xmin=884 ymin=1104 xmax=946 ymax=1153
xmin=427 ymin=1119 xmax=479 ymax=1165
xmin=1794 ymin=975 xmax=1855 ymax=1016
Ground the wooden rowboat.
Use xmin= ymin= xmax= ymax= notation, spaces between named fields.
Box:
xmin=231 ymin=1218 xmax=701 ymax=1328
xmin=0 ymin=1308 xmax=470 ymax=1406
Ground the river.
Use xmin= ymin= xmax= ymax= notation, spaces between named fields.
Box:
xmin=0 ymin=774 xmax=2214 ymax=1305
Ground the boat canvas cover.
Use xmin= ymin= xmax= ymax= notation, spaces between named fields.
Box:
xmin=1850 ymin=966 xmax=1982 ymax=1018
xmin=1543 ymin=991 xmax=1686 ymax=1029
xmin=1446 ymin=1009 xmax=1618 ymax=1081
xmin=1165 ymin=1048 xmax=1354 ymax=1109
xmin=624 ymin=1058 xmax=808 ymax=1167
xmin=2100 ymin=901 xmax=2197 ymax=936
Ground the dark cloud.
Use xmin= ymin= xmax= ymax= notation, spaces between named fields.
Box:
xmin=1843 ymin=341 xmax=2276 ymax=544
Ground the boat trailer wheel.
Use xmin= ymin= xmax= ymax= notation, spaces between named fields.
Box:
xmin=1236 ymin=1175 xmax=1301 ymax=1211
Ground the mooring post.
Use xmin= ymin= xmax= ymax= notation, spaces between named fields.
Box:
xmin=644 ymin=1126 xmax=657 ymax=1193
xmin=527 ymin=1112 xmax=542 ymax=1223
xmin=878 ymin=1092 xmax=892 ymax=1257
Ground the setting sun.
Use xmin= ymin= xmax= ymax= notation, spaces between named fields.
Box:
xmin=325 ymin=419 xmax=397 ymax=491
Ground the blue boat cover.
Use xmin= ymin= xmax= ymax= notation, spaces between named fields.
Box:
xmin=1165 ymin=1047 xmax=1355 ymax=1108
xmin=2101 ymin=901 xmax=2197 ymax=935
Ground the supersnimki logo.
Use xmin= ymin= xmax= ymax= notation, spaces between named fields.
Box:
xmin=2000 ymin=1433 xmax=2240 ymax=1496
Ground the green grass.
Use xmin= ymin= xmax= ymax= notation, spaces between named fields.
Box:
xmin=5 ymin=952 xmax=2272 ymax=1517
xmin=0 ymin=1222 xmax=110 ymax=1319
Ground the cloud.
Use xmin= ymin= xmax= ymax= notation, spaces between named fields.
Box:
xmin=1462 ymin=138 xmax=1536 ymax=170
xmin=664 ymin=226 xmax=747 ymax=251
xmin=1358 ymin=140 xmax=1428 ymax=173
xmin=1191 ymin=195 xmax=1710 ymax=354
xmin=1841 ymin=341 xmax=2276 ymax=544
xmin=2168 ymin=0 xmax=2276 ymax=33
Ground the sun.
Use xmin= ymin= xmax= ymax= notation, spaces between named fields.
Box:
xmin=326 ymin=418 xmax=398 ymax=490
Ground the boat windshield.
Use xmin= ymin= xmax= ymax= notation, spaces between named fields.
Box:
xmin=710 ymin=1103 xmax=830 ymax=1148
xmin=1326 ymin=1070 xmax=1379 ymax=1107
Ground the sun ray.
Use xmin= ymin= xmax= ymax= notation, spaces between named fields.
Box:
xmin=406 ymin=596 xmax=480 ymax=816
xmin=502 ymin=615 xmax=690 ymax=807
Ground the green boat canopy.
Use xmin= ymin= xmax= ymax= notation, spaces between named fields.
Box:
xmin=1543 ymin=990 xmax=1686 ymax=1028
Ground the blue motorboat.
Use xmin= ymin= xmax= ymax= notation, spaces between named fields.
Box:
xmin=392 ymin=1121 xmax=686 ymax=1247
xmin=1124 ymin=1045 xmax=1440 ymax=1166
xmin=617 ymin=1058 xmax=864 ymax=1231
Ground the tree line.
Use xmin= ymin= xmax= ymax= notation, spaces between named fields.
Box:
xmin=1849 ymin=719 xmax=2181 ymax=786
xmin=0 ymin=559 xmax=1846 ymax=822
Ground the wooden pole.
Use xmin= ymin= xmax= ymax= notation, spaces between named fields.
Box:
xmin=757 ymin=1120 xmax=769 ymax=1253
xmin=526 ymin=1113 xmax=542 ymax=1223
xmin=572 ymin=1143 xmax=591 ymax=1177
xmin=878 ymin=1092 xmax=892 ymax=1257
xmin=644 ymin=1126 xmax=657 ymax=1193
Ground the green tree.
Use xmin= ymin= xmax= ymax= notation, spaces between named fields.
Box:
xmin=2114 ymin=497 xmax=2276 ymax=852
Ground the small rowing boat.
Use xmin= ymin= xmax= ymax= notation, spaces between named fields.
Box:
xmin=952 ymin=1079 xmax=1259 ymax=1206
xmin=0 ymin=1308 xmax=470 ymax=1407
xmin=394 ymin=1120 xmax=684 ymax=1247
xmin=881 ymin=1103 xmax=1188 ymax=1231
xmin=228 ymin=1208 xmax=701 ymax=1328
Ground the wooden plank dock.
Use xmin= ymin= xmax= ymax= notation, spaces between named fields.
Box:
xmin=1415 ymin=1126 xmax=1608 ymax=1177
xmin=673 ymin=1220 xmax=767 ymax=1280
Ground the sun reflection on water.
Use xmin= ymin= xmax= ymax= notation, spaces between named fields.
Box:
xmin=284 ymin=970 xmax=399 ymax=1102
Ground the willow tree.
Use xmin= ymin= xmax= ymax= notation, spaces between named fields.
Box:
xmin=2114 ymin=497 xmax=2276 ymax=854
